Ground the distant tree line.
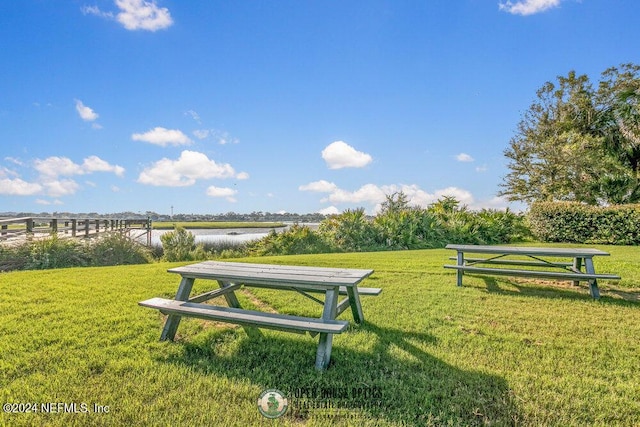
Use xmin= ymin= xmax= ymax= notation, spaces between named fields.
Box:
xmin=0 ymin=210 xmax=328 ymax=223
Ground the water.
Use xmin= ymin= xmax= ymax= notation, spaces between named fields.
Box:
xmin=134 ymin=223 xmax=319 ymax=246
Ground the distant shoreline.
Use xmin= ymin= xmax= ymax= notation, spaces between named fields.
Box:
xmin=152 ymin=221 xmax=287 ymax=230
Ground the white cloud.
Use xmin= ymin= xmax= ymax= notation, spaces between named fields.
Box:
xmin=475 ymin=164 xmax=488 ymax=172
xmin=193 ymin=129 xmax=210 ymax=140
xmin=191 ymin=128 xmax=239 ymax=145
xmin=137 ymin=150 xmax=237 ymax=187
xmin=327 ymin=184 xmax=388 ymax=205
xmin=34 ymin=156 xmax=125 ymax=178
xmin=236 ymin=171 xmax=250 ymax=180
xmin=35 ymin=198 xmax=64 ymax=205
xmin=216 ymin=131 xmax=240 ymax=145
xmin=5 ymin=157 xmax=24 ymax=166
xmin=82 ymin=156 xmax=125 ymax=177
xmin=185 ymin=110 xmax=201 ymax=124
xmin=299 ymin=180 xmax=338 ymax=193
xmin=456 ymin=153 xmax=474 ymax=162
xmin=206 ymin=186 xmax=238 ymax=202
xmin=42 ymin=179 xmax=81 ymax=197
xmin=321 ymin=141 xmax=373 ymax=169
xmin=132 ymin=127 xmax=192 ymax=147
xmin=479 ymin=196 xmax=513 ymax=210
xmin=115 ymin=0 xmax=173 ymax=31
xmin=1 ymin=155 xmax=123 ymax=198
xmin=318 ymin=206 xmax=340 ymax=215
xmin=499 ymin=0 xmax=562 ymax=16
xmin=433 ymin=186 xmax=475 ymax=206
xmin=81 ymin=5 xmax=114 ymax=19
xmin=34 ymin=157 xmax=84 ymax=178
xmin=75 ymin=99 xmax=99 ymax=122
xmin=302 ymin=181 xmax=512 ymax=214
xmin=0 ymin=178 xmax=42 ymax=196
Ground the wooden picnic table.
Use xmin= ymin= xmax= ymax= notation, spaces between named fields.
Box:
xmin=444 ymin=244 xmax=621 ymax=299
xmin=139 ymin=261 xmax=379 ymax=370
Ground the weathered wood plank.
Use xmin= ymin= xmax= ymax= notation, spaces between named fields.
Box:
xmin=139 ymin=298 xmax=349 ymax=334
xmin=443 ymin=265 xmax=621 ymax=281
xmin=445 ymin=244 xmax=610 ymax=257
xmin=448 ymin=257 xmax=574 ymax=268
xmin=160 ymin=277 xmax=195 ymax=341
xmin=302 ymin=286 xmax=382 ymax=296
xmin=315 ymin=287 xmax=339 ymax=370
xmin=217 ymin=280 xmax=263 ymax=339
xmin=188 ymin=283 xmax=242 ymax=303
xmin=168 ymin=261 xmax=374 ymax=288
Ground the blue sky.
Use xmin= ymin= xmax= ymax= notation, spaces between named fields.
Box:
xmin=1 ymin=0 xmax=638 ymax=216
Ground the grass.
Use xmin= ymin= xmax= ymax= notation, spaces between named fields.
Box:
xmin=0 ymin=244 xmax=639 ymax=426
xmin=152 ymin=221 xmax=286 ymax=230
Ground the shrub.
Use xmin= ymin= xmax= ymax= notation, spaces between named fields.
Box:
xmin=318 ymin=208 xmax=377 ymax=252
xmin=373 ymin=208 xmax=445 ymax=249
xmin=427 ymin=197 xmax=530 ymax=245
xmin=87 ymin=233 xmax=153 ymax=266
xmin=528 ymin=202 xmax=640 ymax=244
xmin=248 ymin=224 xmax=336 ymax=256
xmin=160 ymin=226 xmax=205 ymax=262
xmin=25 ymin=235 xmax=89 ymax=270
xmin=216 ymin=194 xmax=532 ymax=257
xmin=0 ymin=244 xmax=31 ymax=271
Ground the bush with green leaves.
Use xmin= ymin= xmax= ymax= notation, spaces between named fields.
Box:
xmin=318 ymin=208 xmax=377 ymax=252
xmin=25 ymin=235 xmax=89 ymax=270
xmin=160 ymin=226 xmax=208 ymax=262
xmin=528 ymin=202 xmax=640 ymax=244
xmin=223 ymin=193 xmax=530 ymax=257
xmin=86 ymin=233 xmax=153 ymax=266
xmin=373 ymin=208 xmax=445 ymax=249
xmin=0 ymin=232 xmax=155 ymax=271
xmin=248 ymin=224 xmax=336 ymax=256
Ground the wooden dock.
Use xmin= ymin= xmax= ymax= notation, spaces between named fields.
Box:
xmin=0 ymin=217 xmax=153 ymax=246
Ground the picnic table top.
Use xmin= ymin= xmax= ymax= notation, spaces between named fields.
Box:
xmin=167 ymin=260 xmax=374 ymax=288
xmin=445 ymin=244 xmax=611 ymax=257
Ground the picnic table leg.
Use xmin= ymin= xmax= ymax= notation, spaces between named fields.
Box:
xmin=161 ymin=277 xmax=195 ymax=341
xmin=583 ymin=257 xmax=601 ymax=299
xmin=572 ymin=257 xmax=583 ymax=287
xmin=217 ymin=280 xmax=263 ymax=339
xmin=456 ymin=251 xmax=464 ymax=287
xmin=345 ymin=285 xmax=364 ymax=324
xmin=315 ymin=287 xmax=339 ymax=371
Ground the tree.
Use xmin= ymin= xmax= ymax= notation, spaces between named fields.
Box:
xmin=379 ymin=191 xmax=411 ymax=215
xmin=500 ymin=65 xmax=640 ymax=205
xmin=595 ymin=63 xmax=640 ymax=203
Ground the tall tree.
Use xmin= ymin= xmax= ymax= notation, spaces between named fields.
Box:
xmin=595 ymin=64 xmax=640 ymax=203
xmin=500 ymin=71 xmax=604 ymax=204
xmin=500 ymin=64 xmax=640 ymax=205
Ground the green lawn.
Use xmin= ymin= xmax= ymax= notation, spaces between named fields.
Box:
xmin=1 ymin=244 xmax=639 ymax=426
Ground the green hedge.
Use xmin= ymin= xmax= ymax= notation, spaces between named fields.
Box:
xmin=528 ymin=202 xmax=640 ymax=245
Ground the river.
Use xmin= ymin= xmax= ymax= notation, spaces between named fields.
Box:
xmin=135 ymin=223 xmax=320 ymax=246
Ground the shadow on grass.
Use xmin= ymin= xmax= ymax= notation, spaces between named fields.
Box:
xmin=159 ymin=322 xmax=520 ymax=426
xmin=473 ymin=275 xmax=640 ymax=307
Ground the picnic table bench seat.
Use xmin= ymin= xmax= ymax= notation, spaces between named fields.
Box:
xmin=447 ymin=256 xmax=574 ymax=268
xmin=140 ymin=297 xmax=350 ymax=335
xmin=444 ymin=265 xmax=621 ymax=282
